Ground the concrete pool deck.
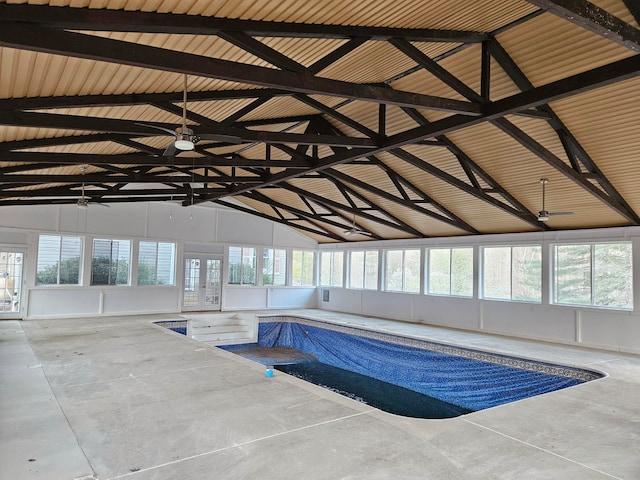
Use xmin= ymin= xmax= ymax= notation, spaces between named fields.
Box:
xmin=1 ymin=309 xmax=639 ymax=479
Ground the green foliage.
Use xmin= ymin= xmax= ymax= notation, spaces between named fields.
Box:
xmin=228 ymin=263 xmax=256 ymax=285
xmin=137 ymin=262 xmax=162 ymax=285
xmin=36 ymin=257 xmax=80 ymax=285
xmin=91 ymin=256 xmax=130 ymax=285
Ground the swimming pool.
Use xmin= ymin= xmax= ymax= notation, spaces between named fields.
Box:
xmin=224 ymin=316 xmax=602 ymax=415
xmin=157 ymin=316 xmax=603 ymax=418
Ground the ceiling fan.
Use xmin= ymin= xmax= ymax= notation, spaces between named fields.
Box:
xmin=77 ymin=166 xmax=108 ymax=209
xmin=537 ymin=178 xmax=573 ymax=221
xmin=344 ymin=214 xmax=372 ymax=237
xmin=137 ymin=74 xmax=242 ymax=157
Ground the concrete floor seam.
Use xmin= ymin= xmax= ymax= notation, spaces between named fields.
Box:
xmin=104 ymin=410 xmax=376 ymax=480
xmin=22 ymin=325 xmax=101 ymax=480
xmin=461 ymin=418 xmax=624 ymax=480
xmin=58 ymin=362 xmax=222 ymax=389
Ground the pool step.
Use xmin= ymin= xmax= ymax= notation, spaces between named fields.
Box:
xmin=191 ymin=325 xmax=251 ymax=346
xmin=185 ymin=313 xmax=258 ymax=346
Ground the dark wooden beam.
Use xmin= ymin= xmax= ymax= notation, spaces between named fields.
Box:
xmin=280 ymin=183 xmax=422 ymax=235
xmin=527 ymin=0 xmax=640 ymax=52
xmin=0 ymin=4 xmax=487 ymax=43
xmin=0 ymin=151 xmax=312 ymax=169
xmin=0 ymin=133 xmax=121 ymax=151
xmin=192 ymin=51 xmax=640 ymax=203
xmin=389 ymin=37 xmax=484 ymax=102
xmin=245 ymin=190 xmax=382 ymax=240
xmin=213 ymin=199 xmax=344 ymax=241
xmin=307 ymin=37 xmax=370 ymax=75
xmin=488 ymin=38 xmax=640 ymax=224
xmin=0 ymin=173 xmax=265 ymax=184
xmin=323 ymin=168 xmax=482 ymax=233
xmin=0 ymin=111 xmax=377 ymax=148
xmin=623 ymin=0 xmax=640 ymax=25
xmin=491 ymin=117 xmax=640 ymax=223
xmin=217 ymin=30 xmax=306 ymax=72
xmin=374 ymin=159 xmax=481 ymax=234
xmin=0 ymin=89 xmax=289 ymax=111
xmin=0 ymin=23 xmax=482 ymax=115
xmin=384 ymin=53 xmax=640 ymax=150
xmin=293 ymin=94 xmax=379 ymax=138
xmin=389 ymin=148 xmax=545 ymax=230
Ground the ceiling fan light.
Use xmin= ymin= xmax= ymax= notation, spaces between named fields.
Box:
xmin=174 ymin=137 xmax=194 ymax=151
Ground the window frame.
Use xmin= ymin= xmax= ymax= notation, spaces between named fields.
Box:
xmin=227 ymin=246 xmax=258 ymax=286
xmin=90 ymin=238 xmax=131 ymax=286
xmin=137 ymin=241 xmax=177 ymax=286
xmin=552 ymin=242 xmax=633 ymax=310
xmin=348 ymin=249 xmax=379 ymax=290
xmin=481 ymin=244 xmax=542 ymax=303
xmin=426 ymin=246 xmax=473 ymax=298
xmin=320 ymin=250 xmax=344 ymax=287
xmin=291 ymin=249 xmax=315 ymax=286
xmin=383 ymin=248 xmax=421 ymax=293
xmin=262 ymin=248 xmax=287 ymax=286
xmin=35 ymin=234 xmax=83 ymax=286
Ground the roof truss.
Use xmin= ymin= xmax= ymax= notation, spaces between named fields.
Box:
xmin=1 ymin=3 xmax=639 ymax=241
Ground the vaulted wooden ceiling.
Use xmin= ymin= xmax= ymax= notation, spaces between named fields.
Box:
xmin=1 ymin=0 xmax=639 ymax=243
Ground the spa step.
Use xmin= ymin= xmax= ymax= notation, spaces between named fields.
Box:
xmin=190 ymin=324 xmax=249 ymax=334
xmin=193 ymin=330 xmax=254 ymax=346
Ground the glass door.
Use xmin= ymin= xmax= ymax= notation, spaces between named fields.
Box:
xmin=182 ymin=255 xmax=222 ymax=311
xmin=0 ymin=250 xmax=24 ymax=318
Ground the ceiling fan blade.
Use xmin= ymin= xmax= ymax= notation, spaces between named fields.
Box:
xmin=198 ymin=134 xmax=243 ymax=144
xmin=135 ymin=122 xmax=177 ymax=137
xmin=163 ymin=142 xmax=178 ymax=157
xmin=548 ymin=211 xmax=574 ymax=216
xmin=344 ymin=228 xmax=371 ymax=236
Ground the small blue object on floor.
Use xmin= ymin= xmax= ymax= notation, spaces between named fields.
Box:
xmin=265 ymin=366 xmax=274 ymax=377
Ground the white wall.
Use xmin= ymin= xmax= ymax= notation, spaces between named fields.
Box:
xmin=0 ymin=202 xmax=318 ymax=319
xmin=3 ymin=202 xmax=639 ymax=354
xmin=319 ymin=227 xmax=640 ymax=354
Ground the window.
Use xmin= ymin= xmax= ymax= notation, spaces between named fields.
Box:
xmin=427 ymin=247 xmax=473 ymax=297
xmin=138 ymin=241 xmax=176 ymax=285
xmin=263 ymin=248 xmax=287 ymax=286
xmin=228 ymin=246 xmax=257 ymax=285
xmin=91 ymin=239 xmax=131 ymax=286
xmin=554 ymin=243 xmax=632 ymax=309
xmin=349 ymin=250 xmax=379 ymax=290
xmin=483 ymin=246 xmax=541 ymax=302
xmin=36 ymin=235 xmax=82 ymax=285
xmin=320 ymin=251 xmax=344 ymax=287
xmin=384 ymin=249 xmax=421 ymax=293
xmin=292 ymin=250 xmax=315 ymax=286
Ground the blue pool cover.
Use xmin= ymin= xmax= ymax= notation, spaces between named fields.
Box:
xmin=242 ymin=318 xmax=601 ymax=412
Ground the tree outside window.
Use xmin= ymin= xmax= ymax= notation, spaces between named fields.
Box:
xmin=292 ymin=250 xmax=315 ymax=286
xmin=138 ymin=241 xmax=176 ymax=286
xmin=320 ymin=251 xmax=343 ymax=287
xmin=385 ymin=249 xmax=420 ymax=293
xmin=554 ymin=243 xmax=632 ymax=309
xmin=91 ymin=239 xmax=131 ymax=286
xmin=427 ymin=247 xmax=473 ymax=297
xmin=36 ymin=235 xmax=82 ymax=285
xmin=483 ymin=246 xmax=541 ymax=302
xmin=349 ymin=250 xmax=379 ymax=290
xmin=263 ymin=248 xmax=287 ymax=286
xmin=228 ymin=246 xmax=257 ymax=285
